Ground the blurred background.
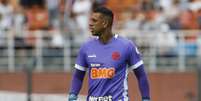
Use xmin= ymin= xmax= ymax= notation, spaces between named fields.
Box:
xmin=0 ymin=0 xmax=200 ymax=101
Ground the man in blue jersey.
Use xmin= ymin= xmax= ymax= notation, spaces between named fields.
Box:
xmin=68 ymin=6 xmax=150 ymax=101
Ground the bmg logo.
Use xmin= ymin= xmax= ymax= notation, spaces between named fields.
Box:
xmin=90 ymin=68 xmax=115 ymax=79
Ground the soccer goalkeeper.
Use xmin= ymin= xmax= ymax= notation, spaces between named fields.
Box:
xmin=68 ymin=6 xmax=150 ymax=101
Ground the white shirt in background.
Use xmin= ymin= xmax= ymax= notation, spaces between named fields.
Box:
xmin=0 ymin=3 xmax=13 ymax=30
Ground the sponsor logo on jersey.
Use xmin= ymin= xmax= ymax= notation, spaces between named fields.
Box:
xmin=88 ymin=54 xmax=96 ymax=58
xmin=91 ymin=68 xmax=115 ymax=79
xmin=89 ymin=95 xmax=112 ymax=101
xmin=90 ymin=63 xmax=101 ymax=67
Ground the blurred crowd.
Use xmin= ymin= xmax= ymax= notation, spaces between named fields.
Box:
xmin=117 ymin=0 xmax=201 ymax=31
xmin=0 ymin=0 xmax=107 ymax=36
xmin=0 ymin=0 xmax=200 ymax=52
xmin=0 ymin=0 xmax=201 ymax=34
xmin=0 ymin=0 xmax=200 ymax=69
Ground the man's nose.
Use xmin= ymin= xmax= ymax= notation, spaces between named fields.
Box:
xmin=89 ymin=22 xmax=93 ymax=27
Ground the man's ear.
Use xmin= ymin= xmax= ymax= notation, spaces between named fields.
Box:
xmin=103 ymin=20 xmax=108 ymax=28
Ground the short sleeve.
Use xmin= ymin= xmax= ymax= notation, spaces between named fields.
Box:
xmin=127 ymin=41 xmax=143 ymax=70
xmin=75 ymin=45 xmax=88 ymax=71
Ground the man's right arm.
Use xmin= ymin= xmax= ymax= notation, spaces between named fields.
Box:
xmin=69 ymin=43 xmax=87 ymax=101
xmin=68 ymin=68 xmax=86 ymax=101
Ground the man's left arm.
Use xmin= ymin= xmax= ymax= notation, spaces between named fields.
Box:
xmin=127 ymin=41 xmax=150 ymax=101
xmin=133 ymin=65 xmax=150 ymax=101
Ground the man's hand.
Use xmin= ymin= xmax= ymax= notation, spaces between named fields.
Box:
xmin=68 ymin=93 xmax=78 ymax=101
xmin=142 ymin=99 xmax=150 ymax=101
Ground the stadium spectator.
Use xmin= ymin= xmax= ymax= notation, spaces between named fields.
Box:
xmin=157 ymin=0 xmax=174 ymax=12
xmin=196 ymin=8 xmax=201 ymax=28
xmin=72 ymin=0 xmax=92 ymax=37
xmin=163 ymin=0 xmax=181 ymax=20
xmin=140 ymin=0 xmax=155 ymax=12
xmin=121 ymin=8 xmax=143 ymax=30
xmin=62 ymin=0 xmax=78 ymax=34
xmin=58 ymin=0 xmax=76 ymax=32
xmin=46 ymin=0 xmax=60 ymax=29
xmin=188 ymin=0 xmax=201 ymax=12
xmin=11 ymin=0 xmax=26 ymax=36
xmin=0 ymin=0 xmax=13 ymax=30
xmin=0 ymin=0 xmax=13 ymax=45
xmin=13 ymin=8 xmax=25 ymax=36
xmin=179 ymin=10 xmax=199 ymax=29
xmin=23 ymin=3 xmax=49 ymax=49
xmin=139 ymin=6 xmax=169 ymax=31
xmin=25 ymin=4 xmax=49 ymax=30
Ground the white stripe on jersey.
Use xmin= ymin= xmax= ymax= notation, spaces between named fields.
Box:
xmin=129 ymin=60 xmax=143 ymax=70
xmin=123 ymin=68 xmax=129 ymax=101
xmin=75 ymin=64 xmax=87 ymax=71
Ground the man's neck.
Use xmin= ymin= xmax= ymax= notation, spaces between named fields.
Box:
xmin=99 ymin=30 xmax=113 ymax=44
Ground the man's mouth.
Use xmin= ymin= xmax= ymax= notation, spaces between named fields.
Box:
xmin=89 ymin=28 xmax=94 ymax=32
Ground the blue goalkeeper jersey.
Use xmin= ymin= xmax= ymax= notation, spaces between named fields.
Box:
xmin=75 ymin=34 xmax=143 ymax=101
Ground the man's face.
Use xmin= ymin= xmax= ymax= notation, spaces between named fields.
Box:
xmin=89 ymin=13 xmax=105 ymax=36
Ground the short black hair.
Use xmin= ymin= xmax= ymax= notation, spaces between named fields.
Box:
xmin=93 ymin=6 xmax=114 ymax=26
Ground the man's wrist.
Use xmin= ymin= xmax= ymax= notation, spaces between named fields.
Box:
xmin=68 ymin=93 xmax=78 ymax=101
